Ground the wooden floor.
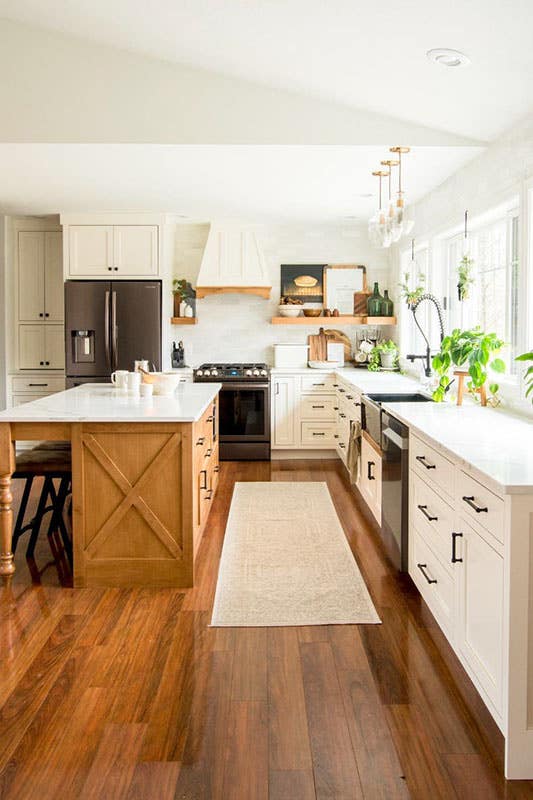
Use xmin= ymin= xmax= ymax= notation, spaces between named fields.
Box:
xmin=1 ymin=460 xmax=533 ymax=800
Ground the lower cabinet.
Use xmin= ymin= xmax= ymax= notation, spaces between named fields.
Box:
xmin=19 ymin=324 xmax=65 ymax=369
xmin=193 ymin=399 xmax=219 ymax=554
xmin=272 ymin=375 xmax=297 ymax=448
xmin=359 ymin=434 xmax=382 ymax=524
xmin=271 ymin=373 xmax=337 ymax=450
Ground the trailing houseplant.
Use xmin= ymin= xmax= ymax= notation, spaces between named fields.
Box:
xmin=431 ymin=327 xmax=505 ymax=403
xmin=457 ymin=255 xmax=475 ymax=301
xmin=516 ymin=351 xmax=533 ymax=402
xmin=399 ymin=271 xmax=425 ymax=308
xmin=368 ymin=340 xmax=399 ymax=371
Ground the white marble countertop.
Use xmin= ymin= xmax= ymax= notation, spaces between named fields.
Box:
xmin=0 ymin=383 xmax=221 ymax=423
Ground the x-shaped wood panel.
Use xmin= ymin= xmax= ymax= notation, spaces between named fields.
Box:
xmin=83 ymin=432 xmax=182 ymax=559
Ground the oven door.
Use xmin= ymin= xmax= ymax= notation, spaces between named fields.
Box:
xmin=218 ymin=383 xmax=270 ymax=442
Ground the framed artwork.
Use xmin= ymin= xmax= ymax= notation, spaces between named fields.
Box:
xmin=324 ymin=265 xmax=367 ymax=314
xmin=280 ymin=264 xmax=325 ymax=303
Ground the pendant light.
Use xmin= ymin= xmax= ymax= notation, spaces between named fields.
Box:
xmin=381 ymin=158 xmax=400 ymax=242
xmin=390 ymin=146 xmax=415 ymax=239
xmin=368 ymin=170 xmax=392 ymax=248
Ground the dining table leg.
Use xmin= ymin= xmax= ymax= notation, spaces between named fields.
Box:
xmin=0 ymin=423 xmax=15 ymax=580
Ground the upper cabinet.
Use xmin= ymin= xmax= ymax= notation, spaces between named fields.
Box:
xmin=18 ymin=231 xmax=63 ymax=323
xmin=196 ymin=224 xmax=271 ymax=298
xmin=66 ymin=224 xmax=159 ymax=278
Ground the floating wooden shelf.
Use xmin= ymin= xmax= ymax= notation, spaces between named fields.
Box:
xmin=196 ymin=286 xmax=271 ymax=299
xmin=270 ymin=315 xmax=397 ymax=325
xmin=170 ymin=317 xmax=198 ymax=325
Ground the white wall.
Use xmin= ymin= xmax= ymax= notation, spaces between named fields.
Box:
xmin=0 ymin=218 xmax=6 ymax=409
xmin=164 ymin=223 xmax=392 ymax=367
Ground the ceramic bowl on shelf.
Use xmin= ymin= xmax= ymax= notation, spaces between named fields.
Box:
xmin=278 ymin=305 xmax=302 ymax=318
xmin=302 ymin=308 xmax=322 ymax=318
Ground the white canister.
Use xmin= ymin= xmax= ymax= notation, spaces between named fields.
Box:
xmin=274 ymin=344 xmax=310 ymax=369
xmin=111 ymin=370 xmax=129 ymax=390
xmin=127 ymin=372 xmax=141 ymax=394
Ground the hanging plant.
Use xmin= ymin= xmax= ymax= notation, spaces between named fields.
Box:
xmin=399 ymin=240 xmax=425 ymax=308
xmin=457 ymin=254 xmax=475 ymax=301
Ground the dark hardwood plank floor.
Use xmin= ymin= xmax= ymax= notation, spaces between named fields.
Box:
xmin=1 ymin=460 xmax=533 ymax=799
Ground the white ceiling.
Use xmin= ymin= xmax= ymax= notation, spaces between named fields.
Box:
xmin=0 ymin=0 xmax=532 ymax=141
xmin=0 ymin=144 xmax=480 ymax=223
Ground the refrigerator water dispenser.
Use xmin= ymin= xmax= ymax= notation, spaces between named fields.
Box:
xmin=72 ymin=330 xmax=95 ymax=363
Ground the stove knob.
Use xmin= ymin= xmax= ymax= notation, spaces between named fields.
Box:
xmin=204 ymin=369 xmax=211 ymax=377
xmin=245 ymin=369 xmax=253 ymax=376
xmin=196 ymin=370 xmax=203 ymax=377
xmin=260 ymin=369 xmax=268 ymax=376
xmin=211 ymin=369 xmax=218 ymax=376
xmin=252 ymin=369 xmax=260 ymax=376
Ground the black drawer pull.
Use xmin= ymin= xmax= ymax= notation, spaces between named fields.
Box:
xmin=367 ymin=461 xmax=375 ymax=481
xmin=339 ymin=388 xmax=346 ymax=393
xmin=312 ymin=382 xmax=325 ymax=386
xmin=462 ymin=495 xmax=488 ymax=513
xmin=346 ymin=394 xmax=354 ymax=399
xmin=199 ymin=469 xmax=207 ymax=490
xmin=205 ymin=489 xmax=213 ymax=500
xmin=416 ymin=455 xmax=436 ymax=470
xmin=417 ymin=504 xmax=438 ymax=522
xmin=451 ymin=531 xmax=463 ymax=563
xmin=417 ymin=563 xmax=437 ymax=584
xmin=206 ymin=448 xmax=212 ymax=457
xmin=333 ymin=383 xmax=339 ymax=387
xmin=207 ymin=416 xmax=214 ymax=422
xmin=196 ymin=437 xmax=205 ymax=446
xmin=339 ymin=443 xmax=346 ymax=448
xmin=339 ymin=413 xmax=346 ymax=418
xmin=354 ymin=401 xmax=361 ymax=407
xmin=333 ymin=406 xmax=339 ymax=410
xmin=214 ymin=465 xmax=220 ymax=473
xmin=312 ymin=432 xmax=326 ymax=436
xmin=312 ymin=405 xmax=325 ymax=409
xmin=29 ymin=383 xmax=48 ymax=387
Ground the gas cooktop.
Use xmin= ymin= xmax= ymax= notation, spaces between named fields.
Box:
xmin=193 ymin=363 xmax=270 ymax=382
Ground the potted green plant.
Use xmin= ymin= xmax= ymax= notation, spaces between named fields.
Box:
xmin=399 ymin=271 xmax=425 ymax=308
xmin=457 ymin=255 xmax=475 ymax=301
xmin=172 ymin=278 xmax=188 ymax=317
xmin=431 ymin=327 xmax=505 ymax=403
xmin=368 ymin=340 xmax=399 ymax=371
xmin=516 ymin=351 xmax=533 ymax=401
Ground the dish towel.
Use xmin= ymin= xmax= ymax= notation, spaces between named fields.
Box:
xmin=347 ymin=419 xmax=361 ymax=485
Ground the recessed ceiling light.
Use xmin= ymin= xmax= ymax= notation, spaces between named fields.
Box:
xmin=426 ymin=48 xmax=470 ymax=68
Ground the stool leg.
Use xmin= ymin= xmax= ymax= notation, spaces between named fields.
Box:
xmin=26 ymin=477 xmax=53 ymax=561
xmin=47 ymin=477 xmax=72 ymax=567
xmin=12 ymin=476 xmax=34 ymax=554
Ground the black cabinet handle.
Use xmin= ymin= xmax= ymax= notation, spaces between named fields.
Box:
xmin=416 ymin=455 xmax=436 ymax=470
xmin=39 ymin=312 xmax=44 ymax=317
xmin=354 ymin=402 xmax=361 ymax=407
xmin=462 ymin=495 xmax=488 ymax=513
xmin=207 ymin=416 xmax=214 ymax=422
xmin=334 ymin=434 xmax=339 ymax=439
xmin=312 ymin=432 xmax=326 ymax=436
xmin=333 ymin=383 xmax=339 ymax=387
xmin=451 ymin=531 xmax=463 ymax=563
xmin=339 ymin=413 xmax=346 ymax=418
xmin=333 ymin=406 xmax=339 ymax=411
xmin=368 ymin=461 xmax=375 ymax=481
xmin=339 ymin=443 xmax=346 ymax=449
xmin=312 ymin=404 xmax=325 ymax=409
xmin=417 ymin=563 xmax=437 ymax=584
xmin=114 ymin=267 xmax=119 ymax=271
xmin=339 ymin=388 xmax=346 ymax=393
xmin=29 ymin=383 xmax=48 ymax=387
xmin=204 ymin=489 xmax=213 ymax=500
xmin=107 ymin=267 xmax=112 ymax=271
xmin=199 ymin=469 xmax=207 ymax=490
xmin=417 ymin=504 xmax=438 ymax=522
xmin=45 ymin=312 xmax=49 ymax=318
xmin=45 ymin=361 xmax=50 ymax=366
xmin=206 ymin=448 xmax=212 ymax=457
xmin=214 ymin=465 xmax=220 ymax=473
xmin=196 ymin=437 xmax=205 ymax=446
xmin=346 ymin=395 xmax=354 ymax=399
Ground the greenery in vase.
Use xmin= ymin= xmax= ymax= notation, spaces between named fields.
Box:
xmin=431 ymin=327 xmax=505 ymax=403
xmin=457 ymin=255 xmax=475 ymax=301
xmin=368 ymin=340 xmax=399 ymax=372
xmin=172 ymin=278 xmax=188 ymax=301
xmin=516 ymin=351 xmax=533 ymax=402
xmin=399 ymin=271 xmax=425 ymax=307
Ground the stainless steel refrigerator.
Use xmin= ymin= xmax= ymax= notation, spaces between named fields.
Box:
xmin=65 ymin=280 xmax=162 ymax=387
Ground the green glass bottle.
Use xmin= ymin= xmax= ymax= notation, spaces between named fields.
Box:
xmin=367 ymin=282 xmax=383 ymax=316
xmin=381 ymin=289 xmax=394 ymax=317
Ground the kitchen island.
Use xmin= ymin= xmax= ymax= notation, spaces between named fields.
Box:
xmin=0 ymin=383 xmax=221 ymax=588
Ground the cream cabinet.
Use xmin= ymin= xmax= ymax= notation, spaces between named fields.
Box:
xmin=19 ymin=325 xmax=65 ymax=370
xmin=272 ymin=375 xmax=297 ymax=448
xmin=66 ymin=224 xmax=158 ymax=278
xmin=359 ymin=434 xmax=382 ymax=524
xmin=18 ymin=231 xmax=63 ymax=323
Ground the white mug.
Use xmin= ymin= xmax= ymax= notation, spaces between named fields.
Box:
xmin=111 ymin=370 xmax=129 ymax=389
xmin=127 ymin=372 xmax=141 ymax=393
xmin=139 ymin=383 xmax=153 ymax=398
xmin=134 ymin=360 xmax=150 ymax=373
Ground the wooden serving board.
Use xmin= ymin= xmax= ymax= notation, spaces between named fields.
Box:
xmin=308 ymin=327 xmax=331 ymax=362
xmin=322 ymin=329 xmax=352 ymax=361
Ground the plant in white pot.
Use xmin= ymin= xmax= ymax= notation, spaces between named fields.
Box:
xmin=368 ymin=340 xmax=399 ymax=371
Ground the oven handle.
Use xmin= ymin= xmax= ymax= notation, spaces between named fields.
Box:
xmin=219 ymin=382 xmax=270 ymax=391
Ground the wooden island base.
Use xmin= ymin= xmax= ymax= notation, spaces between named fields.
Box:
xmin=0 ymin=399 xmax=218 ymax=588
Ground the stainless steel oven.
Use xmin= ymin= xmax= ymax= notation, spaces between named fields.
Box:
xmin=218 ymin=382 xmax=270 ymax=460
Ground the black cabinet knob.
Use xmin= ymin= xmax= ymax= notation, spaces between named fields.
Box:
xmin=114 ymin=267 xmax=118 ymax=271
xmin=108 ymin=267 xmax=112 ymax=271
xmin=45 ymin=312 xmax=49 ymax=318
xmin=39 ymin=361 xmax=44 ymax=365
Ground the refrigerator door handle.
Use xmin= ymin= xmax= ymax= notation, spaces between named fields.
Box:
xmin=111 ymin=290 xmax=118 ymax=370
xmin=104 ymin=290 xmax=111 ymax=369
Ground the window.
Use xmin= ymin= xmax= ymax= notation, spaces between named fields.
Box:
xmin=445 ymin=208 xmax=520 ymax=375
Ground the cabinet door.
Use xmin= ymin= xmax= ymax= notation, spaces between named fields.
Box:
xmin=45 ymin=326 xmax=66 ymax=369
xmin=456 ymin=519 xmax=504 ymax=715
xmin=272 ymin=376 xmax=296 ymax=448
xmin=68 ymin=225 xmax=113 ymax=276
xmin=113 ymin=226 xmax=158 ymax=276
xmin=19 ymin=325 xmax=45 ymax=369
xmin=18 ymin=231 xmax=45 ymax=322
xmin=360 ymin=435 xmax=382 ymax=523
xmin=44 ymin=232 xmax=64 ymax=322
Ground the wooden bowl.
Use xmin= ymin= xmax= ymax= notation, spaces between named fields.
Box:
xmin=303 ymin=309 xmax=322 ymax=318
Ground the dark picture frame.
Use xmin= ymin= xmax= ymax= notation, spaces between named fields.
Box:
xmin=280 ymin=264 xmax=325 ymax=303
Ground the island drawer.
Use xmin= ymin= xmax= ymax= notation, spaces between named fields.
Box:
xmin=410 ymin=527 xmax=454 ymax=636
xmin=458 ymin=471 xmax=504 ymax=544
xmin=411 ymin=473 xmax=455 ymax=573
xmin=300 ymin=421 xmax=337 ymax=447
xmin=300 ymin=395 xmax=337 ymax=421
xmin=411 ymin=434 xmax=454 ymax=501
xmin=300 ymin=374 xmax=336 ymax=394
xmin=11 ymin=375 xmax=65 ymax=393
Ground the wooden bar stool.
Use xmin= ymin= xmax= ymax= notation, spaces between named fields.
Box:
xmin=12 ymin=444 xmax=72 ymax=570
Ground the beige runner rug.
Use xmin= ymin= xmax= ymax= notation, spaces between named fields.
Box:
xmin=211 ymin=481 xmax=380 ymax=627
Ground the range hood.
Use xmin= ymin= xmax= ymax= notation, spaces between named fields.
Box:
xmin=196 ymin=223 xmax=271 ymax=299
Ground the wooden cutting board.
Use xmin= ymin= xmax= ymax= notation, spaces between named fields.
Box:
xmin=323 ymin=329 xmax=352 ymax=362
xmin=308 ymin=327 xmax=331 ymax=362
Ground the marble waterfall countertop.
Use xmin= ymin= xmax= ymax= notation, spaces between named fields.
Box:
xmin=0 ymin=383 xmax=221 ymax=423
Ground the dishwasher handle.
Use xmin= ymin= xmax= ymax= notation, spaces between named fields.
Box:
xmin=382 ymin=426 xmax=409 ymax=450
